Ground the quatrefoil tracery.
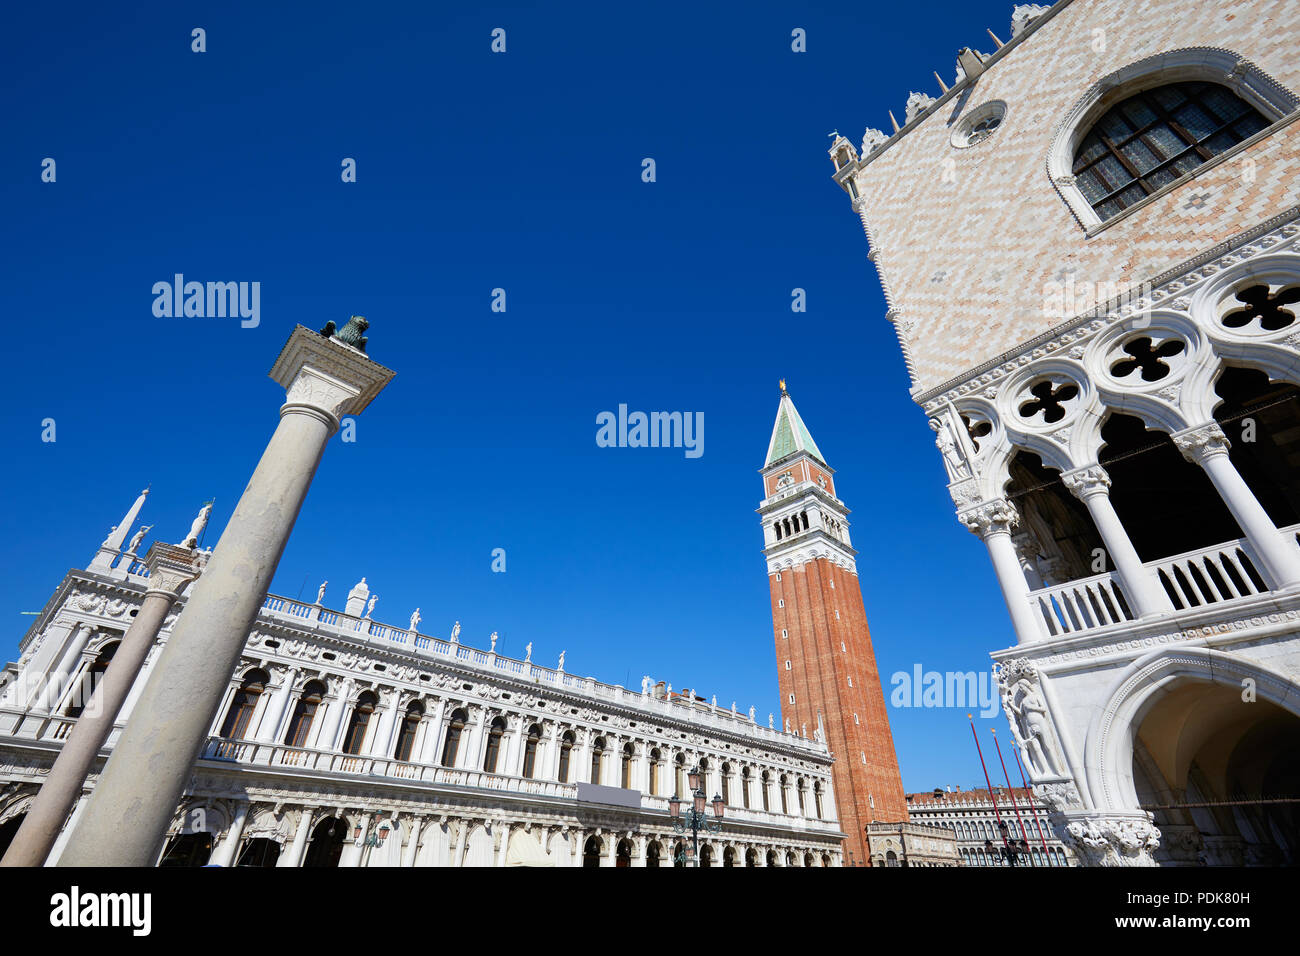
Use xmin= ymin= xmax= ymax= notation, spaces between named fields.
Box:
xmin=1017 ymin=379 xmax=1080 ymax=425
xmin=1222 ymin=284 xmax=1300 ymax=332
xmin=1109 ymin=336 xmax=1186 ymax=382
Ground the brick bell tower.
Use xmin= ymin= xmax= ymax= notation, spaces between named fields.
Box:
xmin=759 ymin=381 xmax=907 ymax=864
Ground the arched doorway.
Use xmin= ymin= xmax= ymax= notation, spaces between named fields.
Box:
xmin=723 ymin=846 xmax=736 ymax=867
xmin=699 ymin=844 xmax=713 ymax=867
xmin=582 ymin=835 xmax=602 ymax=867
xmin=645 ymin=840 xmax=661 ymax=868
xmin=1132 ymin=677 xmax=1300 ymax=865
xmin=159 ymin=831 xmax=213 ymax=867
xmin=745 ymin=847 xmax=757 ymax=867
xmin=235 ymin=838 xmax=281 ymax=867
xmin=616 ymin=838 xmax=632 ymax=868
xmin=0 ymin=813 xmax=27 ymax=859
xmin=303 ymin=816 xmax=346 ymax=868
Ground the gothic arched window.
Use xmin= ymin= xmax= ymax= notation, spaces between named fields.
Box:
xmin=284 ymin=680 xmax=326 ymax=748
xmin=1072 ymin=81 xmax=1268 ymax=221
xmin=342 ymin=691 xmax=378 ymax=755
xmin=219 ymin=668 xmax=268 ymax=740
xmin=483 ymin=716 xmax=506 ymax=773
xmin=394 ymin=701 xmax=422 ymax=762
xmin=441 ymin=709 xmax=467 ymax=767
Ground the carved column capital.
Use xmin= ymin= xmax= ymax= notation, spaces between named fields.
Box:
xmin=1062 ymin=814 xmax=1161 ymax=867
xmin=1061 ymin=464 xmax=1112 ymax=500
xmin=143 ymin=541 xmax=206 ymax=598
xmin=1172 ymin=422 xmax=1231 ymax=465
xmin=958 ymin=498 xmax=1020 ymax=538
xmin=270 ymin=325 xmax=396 ymax=428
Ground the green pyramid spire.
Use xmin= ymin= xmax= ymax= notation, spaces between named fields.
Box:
xmin=764 ymin=383 xmax=827 ymax=468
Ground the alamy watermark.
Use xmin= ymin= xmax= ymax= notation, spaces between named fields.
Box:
xmin=1042 ymin=276 xmax=1154 ymax=327
xmin=890 ymin=664 xmax=1000 ymax=718
xmin=596 ymin=405 xmax=703 ymax=459
xmin=152 ymin=274 xmax=260 ymax=328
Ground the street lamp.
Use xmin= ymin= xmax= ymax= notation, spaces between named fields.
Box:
xmin=983 ymin=820 xmax=1031 ymax=867
xmin=668 ymin=765 xmax=724 ymax=866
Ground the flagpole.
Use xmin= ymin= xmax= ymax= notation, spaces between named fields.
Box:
xmin=968 ymin=715 xmax=1009 ymax=860
xmin=991 ymin=728 xmax=1034 ymax=865
xmin=1012 ymin=744 xmax=1051 ymax=853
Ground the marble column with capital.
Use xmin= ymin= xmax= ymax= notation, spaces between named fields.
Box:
xmin=959 ymin=498 xmax=1046 ymax=644
xmin=2 ymin=542 xmax=204 ymax=867
xmin=58 ymin=325 xmax=394 ymax=867
xmin=1061 ymin=464 xmax=1172 ymax=617
xmin=1172 ymin=421 xmax=1300 ymax=588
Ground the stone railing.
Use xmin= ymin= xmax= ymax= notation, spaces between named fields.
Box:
xmin=639 ymin=793 xmax=840 ymax=836
xmin=1034 ymin=571 xmax=1132 ymax=637
xmin=200 ymin=735 xmax=583 ymax=800
xmin=254 ymin=595 xmax=825 ymax=756
xmin=1028 ymin=525 xmax=1300 ymax=639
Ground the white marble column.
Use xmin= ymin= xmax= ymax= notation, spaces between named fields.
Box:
xmin=278 ymin=808 xmax=314 ymax=867
xmin=960 ymin=499 xmax=1048 ymax=643
xmin=420 ymin=700 xmax=446 ymax=765
xmin=400 ymin=817 xmax=425 ymax=867
xmin=258 ymin=666 xmax=300 ymax=742
xmin=2 ymin=544 xmax=201 ymax=868
xmin=368 ymin=688 xmax=401 ymax=758
xmin=1174 ymin=422 xmax=1300 ymax=588
xmin=209 ymin=801 xmax=250 ymax=867
xmin=1062 ymin=465 xmax=1173 ymax=617
xmin=34 ymin=623 xmax=95 ymax=713
xmin=316 ymin=677 xmax=355 ymax=751
xmin=58 ymin=326 xmax=393 ymax=867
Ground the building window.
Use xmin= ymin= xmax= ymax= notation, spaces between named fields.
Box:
xmin=483 ymin=716 xmax=506 ymax=773
xmin=781 ymin=628 xmax=788 ymax=638
xmin=441 ymin=709 xmax=467 ymax=767
xmin=721 ymin=763 xmax=732 ymax=804
xmin=814 ymin=782 xmax=824 ymax=819
xmin=591 ymin=736 xmax=606 ymax=784
xmin=522 ymin=724 xmax=541 ymax=778
xmin=797 ymin=778 xmax=806 ymax=814
xmin=778 ymin=599 xmax=785 ymax=608
xmin=784 ymin=660 xmax=791 ymax=670
xmin=284 ymin=681 xmax=326 ymax=748
xmin=854 ymin=713 xmax=860 ymax=725
xmin=675 ymin=753 xmax=686 ymax=797
xmin=1073 ymin=81 xmax=1268 ymax=221
xmin=558 ymin=731 xmax=574 ymax=782
xmin=761 ymin=771 xmax=771 ymax=811
xmin=788 ymin=693 xmax=795 ymax=704
xmin=219 ymin=668 xmax=268 ymax=740
xmin=341 ymin=690 xmax=378 ymax=755
xmin=621 ymin=743 xmax=634 ymax=789
xmin=775 ymin=572 xmax=781 ymax=581
xmin=779 ymin=775 xmax=788 ymax=814
xmin=847 ymin=676 xmax=853 ymax=687
xmin=834 ymin=609 xmax=840 ymax=620
xmin=65 ymin=642 xmax=120 ymax=719
xmin=741 ymin=767 xmax=751 ymax=809
xmin=649 ymin=748 xmax=661 ymax=794
xmin=393 ymin=701 xmax=423 ymax=762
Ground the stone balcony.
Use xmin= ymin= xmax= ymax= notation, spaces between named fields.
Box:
xmin=1028 ymin=522 xmax=1300 ymax=641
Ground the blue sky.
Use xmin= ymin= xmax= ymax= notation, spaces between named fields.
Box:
xmin=0 ymin=1 xmax=1031 ymax=793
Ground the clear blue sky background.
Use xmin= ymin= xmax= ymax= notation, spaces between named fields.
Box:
xmin=1 ymin=1 xmax=1030 ymax=793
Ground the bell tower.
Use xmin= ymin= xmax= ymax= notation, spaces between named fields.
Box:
xmin=759 ymin=381 xmax=907 ymax=864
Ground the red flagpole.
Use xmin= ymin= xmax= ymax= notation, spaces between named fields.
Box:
xmin=968 ymin=715 xmax=1008 ymax=860
xmin=990 ymin=728 xmax=1034 ymax=865
xmin=1012 ymin=744 xmax=1050 ymax=853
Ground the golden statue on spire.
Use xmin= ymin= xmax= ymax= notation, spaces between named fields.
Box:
xmin=779 ymin=378 xmax=787 ymax=394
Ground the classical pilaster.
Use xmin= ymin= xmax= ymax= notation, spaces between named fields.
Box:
xmin=2 ymin=543 xmax=203 ymax=868
xmin=1173 ymin=422 xmax=1300 ymax=588
xmin=1061 ymin=464 xmax=1172 ymax=617
xmin=960 ymin=499 xmax=1046 ymax=644
xmin=58 ymin=325 xmax=394 ymax=867
xmin=258 ymin=666 xmax=300 ymax=743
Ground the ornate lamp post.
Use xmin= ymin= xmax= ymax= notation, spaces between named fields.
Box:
xmin=668 ymin=765 xmax=724 ymax=866
xmin=983 ymin=820 xmax=1032 ymax=867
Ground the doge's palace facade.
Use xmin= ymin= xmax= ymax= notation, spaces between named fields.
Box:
xmin=831 ymin=0 xmax=1300 ymax=865
xmin=0 ymin=517 xmax=843 ymax=867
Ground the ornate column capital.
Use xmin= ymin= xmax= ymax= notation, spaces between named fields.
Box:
xmin=1172 ymin=421 xmax=1231 ymax=465
xmin=270 ymin=325 xmax=396 ymax=427
xmin=1061 ymin=464 xmax=1112 ymax=501
xmin=958 ymin=498 xmax=1020 ymax=538
xmin=1061 ymin=813 xmax=1161 ymax=867
xmin=143 ymin=541 xmax=206 ymax=598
